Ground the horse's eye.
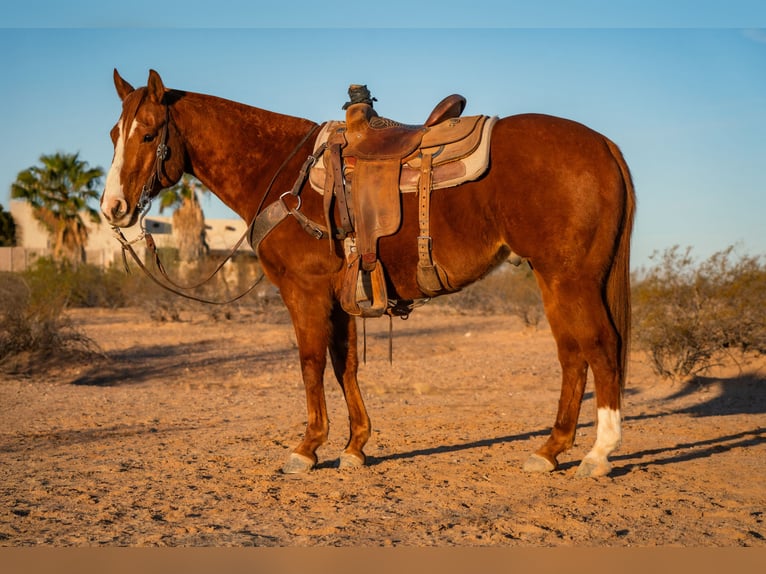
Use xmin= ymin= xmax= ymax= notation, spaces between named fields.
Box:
xmin=143 ymin=133 xmax=155 ymax=143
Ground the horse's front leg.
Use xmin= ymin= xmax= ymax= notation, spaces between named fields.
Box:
xmin=280 ymin=287 xmax=334 ymax=474
xmin=329 ymin=303 xmax=371 ymax=468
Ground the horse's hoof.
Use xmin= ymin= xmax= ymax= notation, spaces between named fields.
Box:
xmin=523 ymin=453 xmax=556 ymax=473
xmin=281 ymin=453 xmax=315 ymax=474
xmin=575 ymin=457 xmax=611 ymax=478
xmin=338 ymin=452 xmax=365 ymax=469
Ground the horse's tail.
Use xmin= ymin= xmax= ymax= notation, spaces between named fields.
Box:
xmin=604 ymin=138 xmax=636 ymax=393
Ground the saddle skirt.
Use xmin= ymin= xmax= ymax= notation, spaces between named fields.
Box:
xmin=309 ymin=114 xmax=498 ymax=195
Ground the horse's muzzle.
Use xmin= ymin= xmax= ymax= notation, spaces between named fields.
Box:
xmin=101 ymin=196 xmax=131 ymax=227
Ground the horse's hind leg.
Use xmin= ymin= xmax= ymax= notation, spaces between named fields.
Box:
xmin=523 ymin=281 xmax=589 ymax=473
xmin=526 ymin=275 xmax=622 ymax=477
xmin=328 ymin=304 xmax=371 ymax=468
xmin=573 ymin=312 xmax=623 ymax=478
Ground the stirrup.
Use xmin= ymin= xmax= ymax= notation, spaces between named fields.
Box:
xmin=340 ymin=237 xmax=389 ymax=317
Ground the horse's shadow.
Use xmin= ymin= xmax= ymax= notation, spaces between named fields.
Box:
xmin=362 ymin=373 xmax=766 ymax=475
xmin=606 ymin=372 xmax=766 ymax=475
xmin=666 ymin=372 xmax=766 ymax=417
xmin=362 ymin=427 xmax=551 ymax=469
xmin=70 ymin=340 xmax=293 ymax=387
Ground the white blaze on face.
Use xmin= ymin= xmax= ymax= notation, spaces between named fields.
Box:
xmin=101 ymin=119 xmax=141 ymax=226
xmin=102 ymin=122 xmax=126 ymax=211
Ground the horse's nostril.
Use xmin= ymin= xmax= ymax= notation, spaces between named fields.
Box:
xmin=103 ymin=198 xmax=128 ymax=222
xmin=112 ymin=199 xmax=127 ymax=218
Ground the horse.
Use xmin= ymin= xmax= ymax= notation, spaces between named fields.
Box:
xmin=100 ymin=69 xmax=635 ymax=478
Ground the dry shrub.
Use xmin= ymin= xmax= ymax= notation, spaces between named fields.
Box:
xmin=0 ymin=252 xmax=282 ymax=375
xmin=0 ymin=260 xmax=103 ymax=374
xmin=632 ymin=245 xmax=766 ymax=381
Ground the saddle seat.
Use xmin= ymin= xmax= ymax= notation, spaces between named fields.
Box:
xmin=343 ymin=94 xmax=467 ymax=160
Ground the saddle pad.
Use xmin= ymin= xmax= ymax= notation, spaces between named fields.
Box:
xmin=308 ymin=115 xmax=498 ymax=195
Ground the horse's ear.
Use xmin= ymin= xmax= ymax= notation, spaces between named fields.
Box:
xmin=147 ymin=69 xmax=167 ymax=104
xmin=113 ymin=69 xmax=134 ymax=101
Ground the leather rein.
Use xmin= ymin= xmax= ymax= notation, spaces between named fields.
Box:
xmin=112 ymin=107 xmax=325 ymax=306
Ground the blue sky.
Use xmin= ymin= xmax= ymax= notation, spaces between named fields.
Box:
xmin=2 ymin=1 xmax=765 ymax=268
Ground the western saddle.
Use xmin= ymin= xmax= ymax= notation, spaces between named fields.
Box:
xmin=310 ymin=85 xmax=497 ymax=318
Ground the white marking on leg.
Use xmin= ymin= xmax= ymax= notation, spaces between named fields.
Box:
xmin=578 ymin=407 xmax=621 ymax=477
xmin=593 ymin=407 xmax=622 ymax=456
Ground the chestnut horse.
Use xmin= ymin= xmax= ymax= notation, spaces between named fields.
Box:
xmin=101 ymin=69 xmax=635 ymax=478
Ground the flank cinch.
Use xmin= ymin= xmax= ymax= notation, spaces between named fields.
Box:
xmin=308 ymin=86 xmax=500 ymax=317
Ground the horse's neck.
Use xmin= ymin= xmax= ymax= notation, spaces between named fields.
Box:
xmin=176 ymin=93 xmax=316 ymax=220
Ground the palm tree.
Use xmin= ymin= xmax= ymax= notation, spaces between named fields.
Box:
xmin=0 ymin=204 xmax=16 ymax=247
xmin=10 ymin=152 xmax=103 ymax=263
xmin=159 ymin=174 xmax=209 ymax=265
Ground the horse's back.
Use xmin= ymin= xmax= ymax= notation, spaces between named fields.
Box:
xmin=489 ymin=113 xmax=625 ymax=189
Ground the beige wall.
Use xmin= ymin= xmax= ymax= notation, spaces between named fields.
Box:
xmin=2 ymin=200 xmax=250 ymax=271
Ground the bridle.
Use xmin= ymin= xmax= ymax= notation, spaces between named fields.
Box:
xmin=110 ymin=104 xmax=171 ymax=251
xmin=111 ymin=103 xmax=324 ymax=305
xmin=137 ymin=103 xmax=171 ymax=215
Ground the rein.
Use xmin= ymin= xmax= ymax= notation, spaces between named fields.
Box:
xmin=112 ymin=118 xmax=324 ymax=305
xmin=114 ymin=228 xmax=265 ymax=305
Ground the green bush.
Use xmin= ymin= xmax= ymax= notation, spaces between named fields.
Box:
xmin=632 ymin=245 xmax=766 ymax=380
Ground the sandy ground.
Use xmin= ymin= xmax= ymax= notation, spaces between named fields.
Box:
xmin=0 ymin=305 xmax=764 ymax=547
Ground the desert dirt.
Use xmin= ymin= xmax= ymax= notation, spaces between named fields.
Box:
xmin=0 ymin=304 xmax=764 ymax=547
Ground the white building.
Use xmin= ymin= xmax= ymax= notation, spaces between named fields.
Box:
xmin=0 ymin=200 xmax=251 ymax=271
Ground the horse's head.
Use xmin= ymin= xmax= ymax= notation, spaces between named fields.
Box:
xmin=100 ymin=69 xmax=186 ymax=227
